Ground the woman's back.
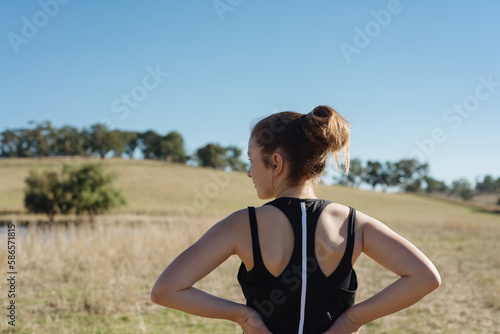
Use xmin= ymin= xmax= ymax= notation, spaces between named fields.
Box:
xmin=238 ymin=199 xmax=362 ymax=278
xmin=237 ymin=197 xmax=360 ymax=333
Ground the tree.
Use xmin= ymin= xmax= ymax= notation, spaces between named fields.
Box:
xmin=226 ymin=145 xmax=247 ymax=171
xmin=388 ymin=159 xmax=428 ymax=192
xmin=63 ymin=164 xmax=126 ymax=219
xmin=196 ymin=143 xmax=227 ymax=169
xmin=24 ymin=170 xmax=69 ymax=223
xmin=348 ymin=158 xmax=365 ymax=188
xmin=0 ymin=129 xmax=18 ymax=157
xmin=334 ymin=159 xmax=365 ymax=187
xmin=24 ymin=164 xmax=126 ymax=223
xmin=451 ymin=178 xmax=474 ymax=201
xmin=162 ymin=131 xmax=187 ymax=163
xmin=122 ymin=131 xmax=139 ymax=158
xmin=54 ymin=125 xmax=86 ymax=156
xmin=423 ymin=176 xmax=449 ymax=194
xmin=0 ymin=128 xmax=33 ymax=157
xmin=335 ymin=158 xmax=364 ymax=188
xmin=139 ymin=130 xmax=162 ymax=160
xmin=27 ymin=120 xmax=56 ymax=158
xmin=137 ymin=130 xmax=187 ymax=162
xmin=83 ymin=124 xmax=125 ymax=159
xmin=1 ymin=122 xmax=58 ymax=158
xmin=365 ymin=160 xmax=384 ymax=190
xmin=383 ymin=161 xmax=398 ymax=189
xmin=475 ymin=175 xmax=497 ymax=193
xmin=495 ymin=177 xmax=500 ymax=193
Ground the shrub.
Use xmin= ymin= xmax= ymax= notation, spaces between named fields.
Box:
xmin=24 ymin=164 xmax=126 ymax=223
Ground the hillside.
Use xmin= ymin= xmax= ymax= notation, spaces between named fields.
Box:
xmin=0 ymin=157 xmax=262 ymax=216
xmin=0 ymin=158 xmax=496 ymax=218
xmin=1 ymin=157 xmax=500 ymax=333
xmin=0 ymin=157 xmax=498 ymax=223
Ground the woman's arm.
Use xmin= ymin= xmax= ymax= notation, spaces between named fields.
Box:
xmin=325 ymin=212 xmax=441 ymax=333
xmin=150 ymin=209 xmax=271 ymax=333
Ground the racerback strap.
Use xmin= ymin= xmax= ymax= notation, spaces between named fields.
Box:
xmin=247 ymin=206 xmax=265 ymax=270
xmin=331 ymin=206 xmax=356 ymax=281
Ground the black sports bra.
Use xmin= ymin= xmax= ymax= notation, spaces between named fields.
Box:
xmin=237 ymin=197 xmax=357 ymax=333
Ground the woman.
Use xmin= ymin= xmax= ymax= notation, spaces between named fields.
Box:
xmin=151 ymin=105 xmax=441 ymax=333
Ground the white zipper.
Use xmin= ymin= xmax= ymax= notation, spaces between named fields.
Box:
xmin=298 ymin=201 xmax=307 ymax=334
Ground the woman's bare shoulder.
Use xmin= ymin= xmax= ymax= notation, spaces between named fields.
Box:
xmin=220 ymin=205 xmax=287 ymax=236
xmin=323 ymin=202 xmax=380 ymax=229
xmin=217 ymin=208 xmax=250 ymax=231
xmin=324 ymin=202 xmax=351 ymax=220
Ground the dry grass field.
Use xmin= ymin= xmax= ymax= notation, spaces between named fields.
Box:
xmin=0 ymin=157 xmax=499 ymax=333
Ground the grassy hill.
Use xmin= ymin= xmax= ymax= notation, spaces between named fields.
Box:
xmin=1 ymin=156 xmax=497 ymax=221
xmin=0 ymin=156 xmax=262 ymax=216
xmin=1 ymin=157 xmax=499 ymax=333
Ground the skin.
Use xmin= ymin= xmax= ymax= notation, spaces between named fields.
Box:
xmin=151 ymin=136 xmax=441 ymax=334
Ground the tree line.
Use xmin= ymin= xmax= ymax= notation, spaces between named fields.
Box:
xmin=334 ymin=158 xmax=500 ymax=201
xmin=2 ymin=121 xmax=499 ymax=202
xmin=0 ymin=121 xmax=245 ymax=170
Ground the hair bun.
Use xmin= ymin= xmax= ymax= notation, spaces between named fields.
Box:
xmin=250 ymin=105 xmax=351 ymax=183
xmin=310 ymin=105 xmax=333 ymax=119
xmin=302 ymin=105 xmax=351 ymax=173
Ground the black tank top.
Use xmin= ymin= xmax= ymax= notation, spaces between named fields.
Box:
xmin=237 ymin=197 xmax=357 ymax=334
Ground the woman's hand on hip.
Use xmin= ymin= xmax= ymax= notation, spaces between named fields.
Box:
xmin=237 ymin=309 xmax=272 ymax=334
xmin=322 ymin=311 xmax=361 ymax=334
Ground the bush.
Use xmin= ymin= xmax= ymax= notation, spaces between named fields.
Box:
xmin=451 ymin=178 xmax=475 ymax=201
xmin=24 ymin=164 xmax=126 ymax=223
xmin=24 ymin=170 xmax=67 ymax=223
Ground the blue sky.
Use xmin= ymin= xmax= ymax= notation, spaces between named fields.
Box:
xmin=1 ymin=0 xmax=499 ymax=185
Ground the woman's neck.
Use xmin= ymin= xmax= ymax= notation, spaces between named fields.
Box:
xmin=274 ymin=181 xmax=317 ymax=199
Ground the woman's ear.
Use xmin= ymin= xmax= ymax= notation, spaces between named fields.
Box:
xmin=272 ymin=152 xmax=284 ymax=176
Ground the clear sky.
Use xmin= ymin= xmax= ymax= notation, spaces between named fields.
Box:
xmin=1 ymin=0 xmax=499 ymax=185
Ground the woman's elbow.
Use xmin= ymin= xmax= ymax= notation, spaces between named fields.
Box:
xmin=151 ymin=284 xmax=172 ymax=306
xmin=430 ymin=270 xmax=442 ymax=291
xmin=150 ymin=286 xmax=163 ymax=305
xmin=421 ymin=265 xmax=441 ymax=293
